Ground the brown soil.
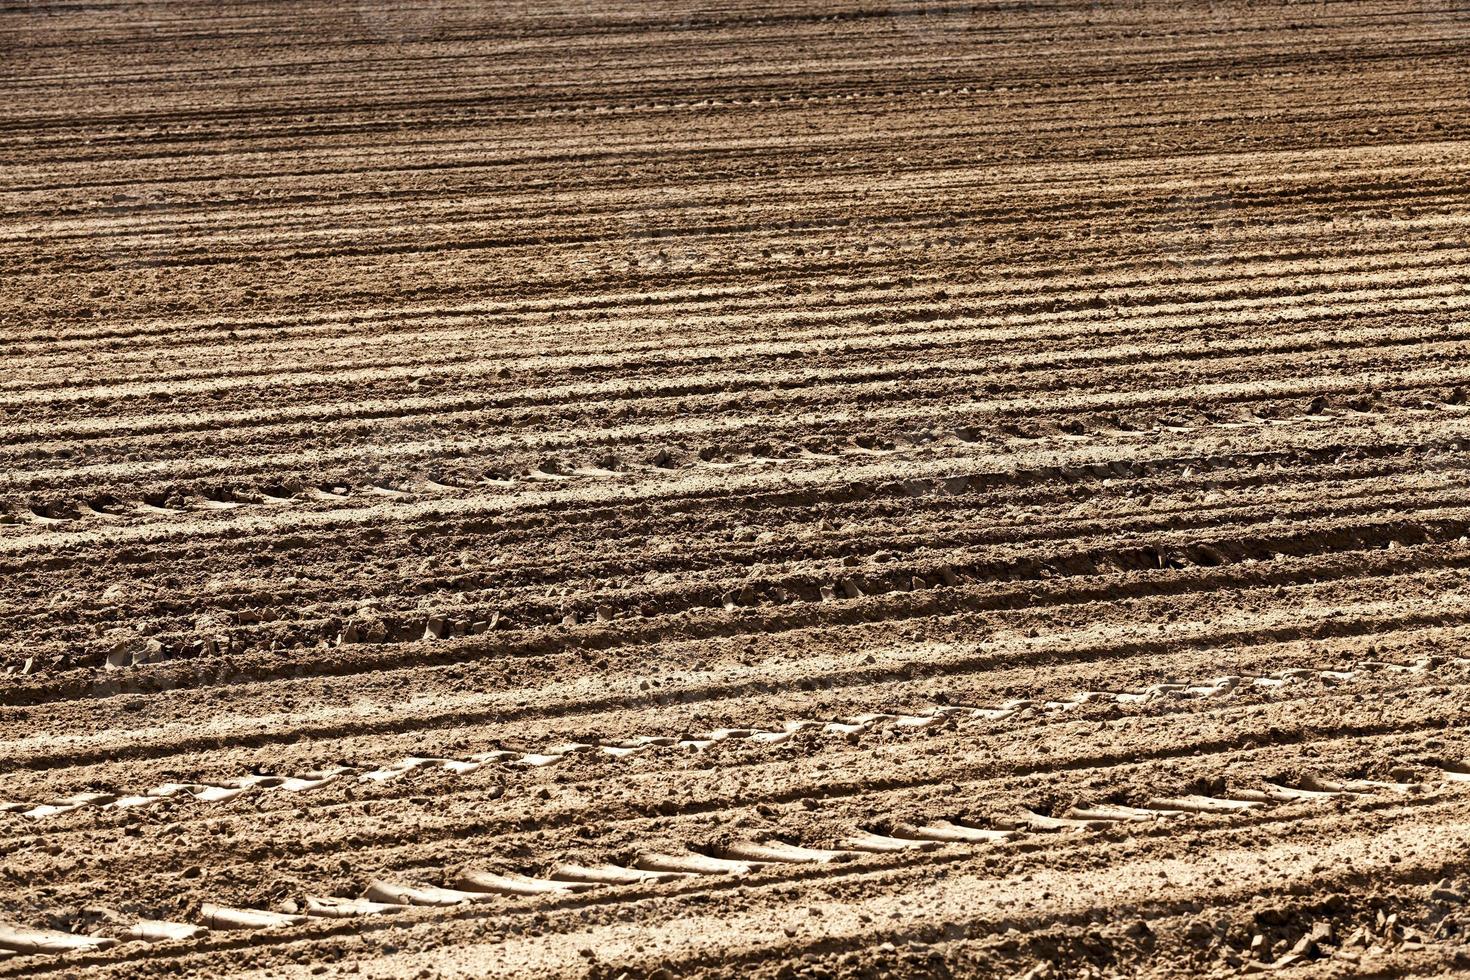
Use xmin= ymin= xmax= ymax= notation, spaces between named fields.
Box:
xmin=2 ymin=0 xmax=1469 ymax=977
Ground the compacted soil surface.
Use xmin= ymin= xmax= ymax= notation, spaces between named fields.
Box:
xmin=2 ymin=0 xmax=1470 ymax=977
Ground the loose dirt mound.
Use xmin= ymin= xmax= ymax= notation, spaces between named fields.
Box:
xmin=2 ymin=0 xmax=1469 ymax=977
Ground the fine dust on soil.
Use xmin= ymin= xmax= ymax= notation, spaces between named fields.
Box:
xmin=2 ymin=0 xmax=1470 ymax=977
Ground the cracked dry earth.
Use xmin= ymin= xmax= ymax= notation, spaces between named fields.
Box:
xmin=3 ymin=0 xmax=1470 ymax=977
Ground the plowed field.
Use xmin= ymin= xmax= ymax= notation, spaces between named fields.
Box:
xmin=3 ymin=0 xmax=1470 ymax=976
